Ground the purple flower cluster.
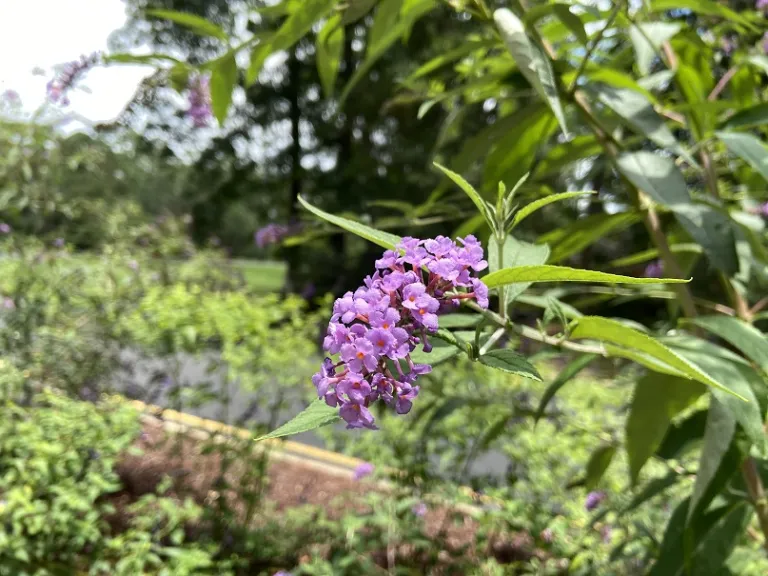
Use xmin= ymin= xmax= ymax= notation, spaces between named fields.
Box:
xmin=187 ymin=75 xmax=213 ymax=127
xmin=47 ymin=53 xmax=99 ymax=106
xmin=758 ymin=0 xmax=768 ymax=10
xmin=313 ymin=235 xmax=489 ymax=429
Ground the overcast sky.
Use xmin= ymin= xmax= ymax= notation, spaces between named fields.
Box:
xmin=0 ymin=0 xmax=153 ymax=124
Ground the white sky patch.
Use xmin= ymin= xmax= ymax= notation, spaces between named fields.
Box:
xmin=0 ymin=0 xmax=154 ymax=126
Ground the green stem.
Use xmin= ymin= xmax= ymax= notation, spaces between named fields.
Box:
xmin=568 ymin=0 xmax=624 ymax=94
xmin=465 ymin=300 xmax=606 ymax=355
xmin=496 ymin=233 xmax=507 ymax=320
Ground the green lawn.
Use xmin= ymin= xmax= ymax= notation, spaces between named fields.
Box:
xmin=230 ymin=259 xmax=286 ymax=293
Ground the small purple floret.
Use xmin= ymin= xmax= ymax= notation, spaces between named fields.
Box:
xmin=412 ymin=502 xmax=427 ymax=517
xmin=186 ymin=75 xmax=213 ymax=127
xmin=585 ymin=491 xmax=606 ymax=511
xmin=643 ymin=260 xmax=663 ymax=278
xmin=312 ymin=235 xmax=489 ymax=429
xmin=353 ymin=462 xmax=375 ymax=480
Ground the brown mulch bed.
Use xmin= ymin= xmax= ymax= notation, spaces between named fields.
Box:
xmin=111 ymin=417 xmax=549 ymax=572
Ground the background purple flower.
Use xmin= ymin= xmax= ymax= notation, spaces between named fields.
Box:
xmin=758 ymin=0 xmax=768 ymax=10
xmin=53 ymin=238 xmax=65 ymax=248
xmin=643 ymin=260 xmax=663 ymax=278
xmin=353 ymin=462 xmax=374 ymax=480
xmin=47 ymin=53 xmax=99 ymax=106
xmin=187 ymin=75 xmax=213 ymax=127
xmin=0 ymin=223 xmax=10 ymax=234
xmin=412 ymin=502 xmax=427 ymax=517
xmin=585 ymin=491 xmax=606 ymax=511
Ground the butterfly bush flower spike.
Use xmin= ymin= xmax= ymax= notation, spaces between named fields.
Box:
xmin=313 ymin=235 xmax=489 ymax=429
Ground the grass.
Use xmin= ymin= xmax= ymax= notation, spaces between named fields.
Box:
xmin=230 ymin=259 xmax=286 ymax=293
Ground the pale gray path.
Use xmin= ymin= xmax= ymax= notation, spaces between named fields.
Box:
xmin=116 ymin=350 xmax=509 ymax=479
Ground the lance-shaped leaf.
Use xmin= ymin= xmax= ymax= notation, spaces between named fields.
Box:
xmin=721 ymin=103 xmax=768 ymax=130
xmin=625 ymin=373 xmax=704 ymax=484
xmin=316 ymin=15 xmax=344 ymax=98
xmin=628 ymin=22 xmax=681 ymax=76
xmin=247 ymin=0 xmax=337 ymax=84
xmin=434 ymin=163 xmax=491 ymax=225
xmin=298 ymin=195 xmax=401 ymax=249
xmin=594 ymin=85 xmax=694 ymax=166
xmin=482 ymin=265 xmax=690 ymax=288
xmin=339 ymin=0 xmax=436 ymax=105
xmin=494 ymin=8 xmax=568 ymax=135
xmin=672 ymin=348 xmax=764 ymax=449
xmin=569 ymin=317 xmax=746 ymax=398
xmin=687 ymin=397 xmax=735 ymax=525
xmin=367 ymin=0 xmax=402 ymax=55
xmin=511 ymin=191 xmax=595 ymax=229
xmin=716 ymin=131 xmax=768 ymax=183
xmin=147 ymin=9 xmax=228 ymax=39
xmin=649 ymin=0 xmax=756 ymax=31
xmin=585 ymin=444 xmax=618 ymax=490
xmin=255 ymin=400 xmax=340 ymax=442
xmin=686 ymin=315 xmax=768 ymax=375
xmin=617 ymin=151 xmax=738 ymax=275
xmin=210 ymin=53 xmax=237 ymax=124
xmin=479 ymin=349 xmax=542 ymax=380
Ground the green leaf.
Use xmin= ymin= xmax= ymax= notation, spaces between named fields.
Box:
xmin=298 ymin=195 xmax=402 ymax=249
xmin=584 ymin=68 xmax=659 ymax=103
xmin=594 ymin=85 xmax=693 ymax=164
xmin=341 ymin=0 xmax=379 ymax=25
xmin=656 ymin=409 xmax=707 ymax=460
xmin=339 ymin=0 xmax=435 ymax=105
xmin=536 ymin=135 xmax=602 ymax=177
xmin=585 ymin=444 xmax=617 ymax=490
xmin=478 ymin=349 xmax=542 ymax=381
xmin=747 ymin=55 xmax=768 ymax=76
xmin=721 ymin=103 xmax=768 ymax=130
xmin=687 ymin=398 xmax=734 ymax=524
xmin=625 ymin=373 xmax=704 ymax=484
xmin=622 ymin=471 xmax=681 ymax=513
xmin=616 ymin=151 xmax=737 ymax=274
xmin=210 ymin=53 xmax=237 ymax=125
xmin=649 ymin=0 xmax=756 ymax=31
xmin=716 ymin=131 xmax=768 ymax=183
xmin=488 ymin=237 xmax=550 ymax=305
xmin=516 ymin=294 xmax=583 ymax=320
xmin=552 ymin=4 xmax=587 ymax=44
xmin=512 ymin=191 xmax=594 ymax=229
xmin=651 ymin=499 xmax=752 ymax=576
xmin=616 ymin=151 xmax=689 ymax=206
xmin=543 ymin=212 xmax=641 ymax=264
xmin=146 ymin=9 xmax=228 ymax=40
xmin=534 ymin=354 xmax=596 ymax=423
xmin=404 ymin=39 xmax=497 ymax=83
xmin=105 ymin=53 xmax=183 ymax=66
xmin=255 ymin=400 xmax=340 ymax=441
xmin=672 ymin=203 xmax=739 ymax=276
xmin=628 ymin=23 xmax=681 ymax=76
xmin=247 ymin=0 xmax=336 ymax=85
xmin=483 ymin=265 xmax=690 ymax=289
xmin=671 ymin=348 xmax=764 ymax=449
xmin=484 ymin=106 xmax=556 ymax=194
xmin=569 ymin=317 xmax=746 ymax=398
xmin=368 ymin=0 xmax=402 ymax=55
xmin=686 ymin=315 xmax=768 ymax=375
xmin=690 ymin=503 xmax=753 ymax=576
xmin=316 ymin=15 xmax=344 ymax=98
xmin=433 ymin=163 xmax=490 ymax=224
xmin=493 ymin=8 xmax=568 ymax=135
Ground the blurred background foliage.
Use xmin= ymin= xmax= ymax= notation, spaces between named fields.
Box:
xmin=3 ymin=0 xmax=768 ymax=573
